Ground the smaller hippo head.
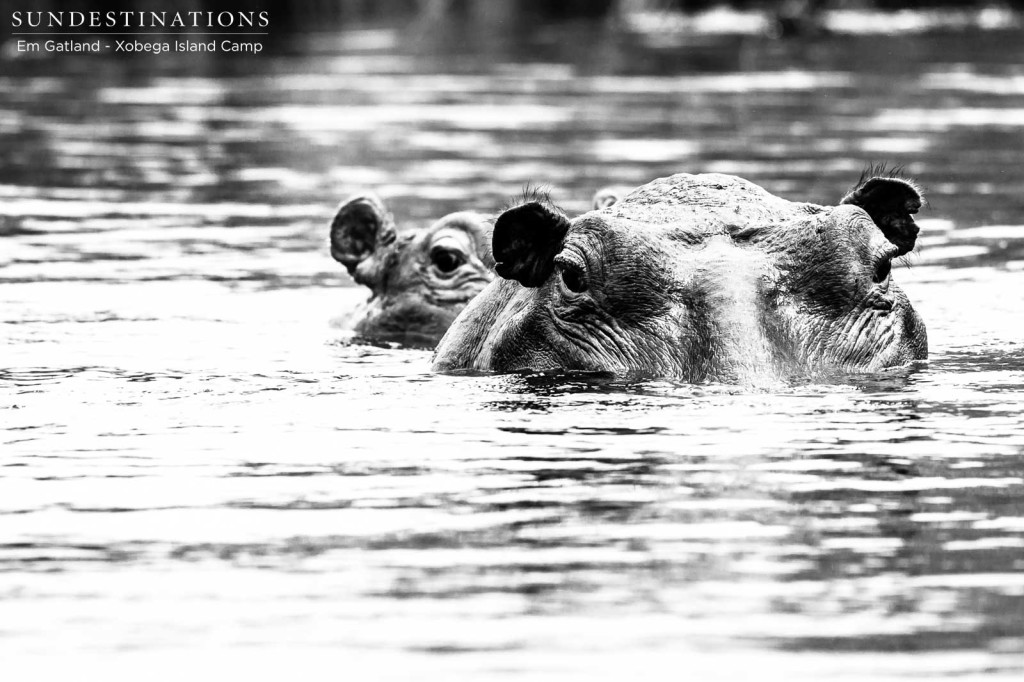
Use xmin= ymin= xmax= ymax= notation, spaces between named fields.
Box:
xmin=330 ymin=193 xmax=494 ymax=347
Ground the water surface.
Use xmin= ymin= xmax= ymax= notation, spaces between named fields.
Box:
xmin=2 ymin=18 xmax=1023 ymax=680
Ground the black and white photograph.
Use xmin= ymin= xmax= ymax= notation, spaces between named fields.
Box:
xmin=2 ymin=1 xmax=1023 ymax=679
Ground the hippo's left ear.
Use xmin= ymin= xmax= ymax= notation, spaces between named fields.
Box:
xmin=841 ymin=176 xmax=923 ymax=256
xmin=493 ymin=202 xmax=570 ymax=287
xmin=330 ymin=193 xmax=397 ymax=276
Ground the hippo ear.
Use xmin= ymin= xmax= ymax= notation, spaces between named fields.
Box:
xmin=841 ymin=176 xmax=923 ymax=256
xmin=493 ymin=202 xmax=570 ymax=287
xmin=592 ymin=187 xmax=621 ymax=210
xmin=329 ymin=194 xmax=397 ymax=275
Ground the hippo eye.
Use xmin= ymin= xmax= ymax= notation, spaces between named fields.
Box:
xmin=559 ymin=263 xmax=588 ymax=294
xmin=873 ymin=258 xmax=892 ymax=284
xmin=430 ymin=247 xmax=465 ymax=274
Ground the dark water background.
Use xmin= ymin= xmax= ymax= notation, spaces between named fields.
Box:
xmin=2 ymin=11 xmax=1023 ymax=679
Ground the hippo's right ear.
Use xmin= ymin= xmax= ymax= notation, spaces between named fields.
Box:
xmin=841 ymin=176 xmax=924 ymax=256
xmin=592 ymin=187 xmax=622 ymax=210
xmin=330 ymin=194 xmax=397 ymax=275
xmin=493 ymin=202 xmax=570 ymax=287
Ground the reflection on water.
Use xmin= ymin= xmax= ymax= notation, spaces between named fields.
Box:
xmin=2 ymin=17 xmax=1024 ymax=680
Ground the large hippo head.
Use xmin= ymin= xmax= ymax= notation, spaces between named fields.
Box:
xmin=433 ymin=172 xmax=927 ymax=382
xmin=330 ymin=194 xmax=494 ymax=347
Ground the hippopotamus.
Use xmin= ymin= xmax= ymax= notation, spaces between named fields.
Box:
xmin=329 ymin=193 xmax=494 ymax=347
xmin=330 ymin=189 xmax=621 ymax=347
xmin=433 ymin=172 xmax=927 ymax=382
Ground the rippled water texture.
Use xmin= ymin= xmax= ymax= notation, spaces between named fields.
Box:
xmin=2 ymin=17 xmax=1023 ymax=680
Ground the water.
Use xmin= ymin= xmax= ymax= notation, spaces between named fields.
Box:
xmin=2 ymin=18 xmax=1024 ymax=680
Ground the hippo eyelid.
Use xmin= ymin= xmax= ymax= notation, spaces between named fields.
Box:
xmin=873 ymin=257 xmax=892 ymax=284
xmin=557 ymin=242 xmax=589 ymax=266
xmin=429 ymin=245 xmax=467 ymax=274
xmin=557 ymin=262 xmax=587 ymax=294
xmin=553 ymin=249 xmax=589 ymax=275
xmin=553 ymin=251 xmax=589 ymax=294
xmin=868 ymin=236 xmax=900 ymax=285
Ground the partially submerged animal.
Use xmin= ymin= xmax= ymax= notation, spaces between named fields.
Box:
xmin=433 ymin=172 xmax=927 ymax=382
xmin=330 ymin=189 xmax=619 ymax=347
xmin=330 ymin=193 xmax=494 ymax=347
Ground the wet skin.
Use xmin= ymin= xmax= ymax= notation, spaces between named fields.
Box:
xmin=330 ymin=190 xmax=618 ymax=348
xmin=330 ymin=194 xmax=494 ymax=347
xmin=433 ymin=172 xmax=928 ymax=383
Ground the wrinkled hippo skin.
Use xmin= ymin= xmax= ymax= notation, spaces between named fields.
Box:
xmin=433 ymin=172 xmax=928 ymax=382
xmin=330 ymin=194 xmax=494 ymax=347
